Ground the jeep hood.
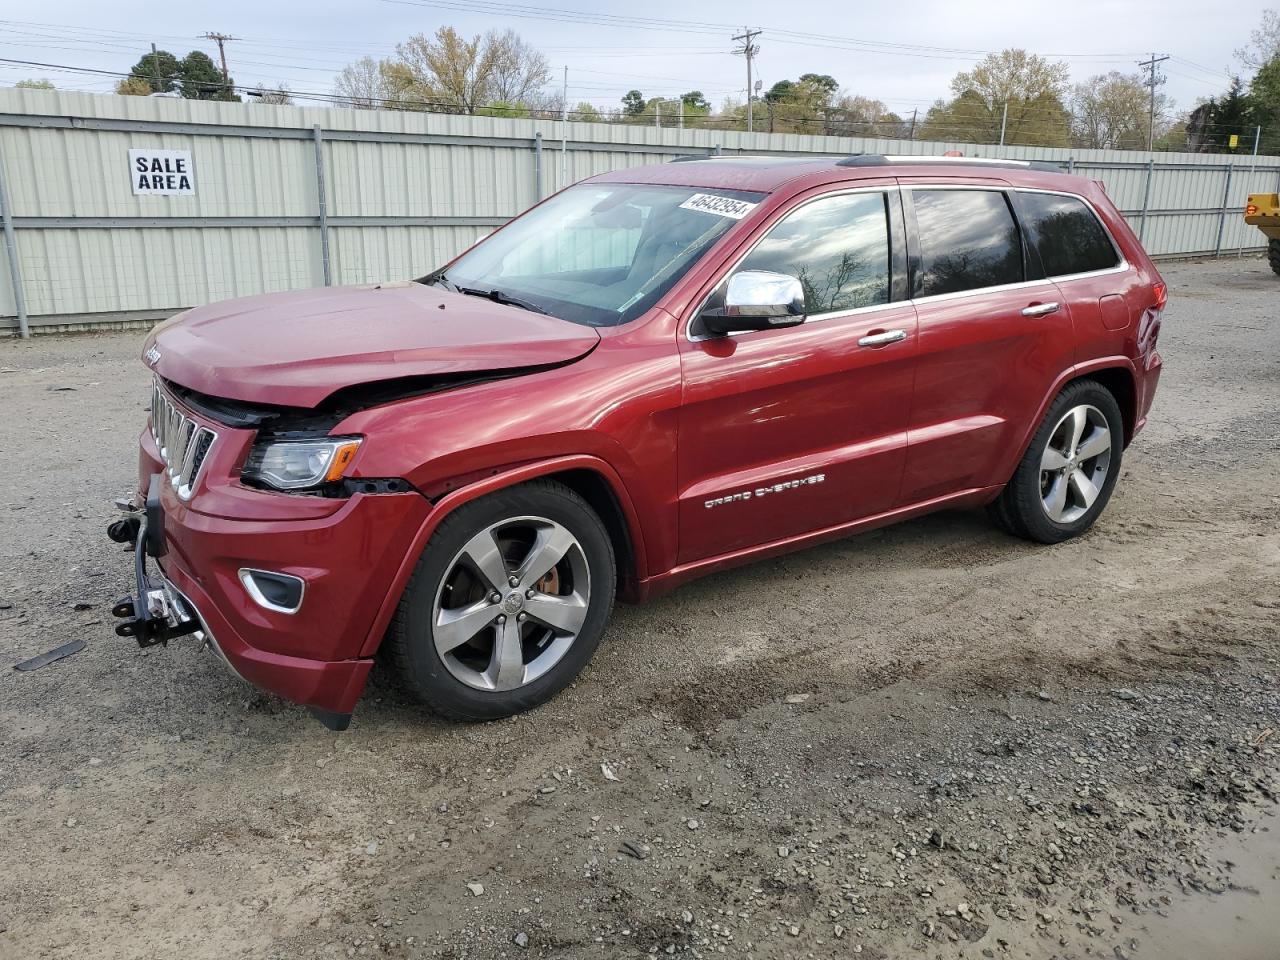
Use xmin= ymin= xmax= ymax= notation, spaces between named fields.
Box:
xmin=144 ymin=282 xmax=600 ymax=409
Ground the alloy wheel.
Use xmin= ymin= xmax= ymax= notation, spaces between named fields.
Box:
xmin=1039 ymin=404 xmax=1113 ymax=524
xmin=431 ymin=516 xmax=591 ymax=692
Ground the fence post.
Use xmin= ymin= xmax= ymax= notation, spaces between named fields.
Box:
xmin=0 ymin=148 xmax=28 ymax=338
xmin=312 ymin=124 xmax=332 ymax=287
xmin=1138 ymin=158 xmax=1155 ymax=243
xmin=534 ymin=131 xmax=543 ymax=202
xmin=1214 ymin=162 xmax=1234 ymax=259
xmin=1067 ymin=156 xmax=1075 ymax=175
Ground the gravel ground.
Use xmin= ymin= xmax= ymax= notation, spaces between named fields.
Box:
xmin=1 ymin=257 xmax=1278 ymax=960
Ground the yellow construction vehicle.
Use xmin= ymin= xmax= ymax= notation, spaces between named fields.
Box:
xmin=1245 ymin=193 xmax=1280 ymax=274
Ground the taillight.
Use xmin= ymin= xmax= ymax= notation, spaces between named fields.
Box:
xmin=1246 ymin=203 xmax=1259 ymax=216
xmin=1152 ymin=281 xmax=1167 ymax=311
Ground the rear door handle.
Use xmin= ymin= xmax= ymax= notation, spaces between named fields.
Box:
xmin=857 ymin=329 xmax=907 ymax=347
xmin=1021 ymin=301 xmax=1061 ymax=317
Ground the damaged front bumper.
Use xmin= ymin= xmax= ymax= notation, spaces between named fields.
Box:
xmin=106 ymin=474 xmax=388 ymax=732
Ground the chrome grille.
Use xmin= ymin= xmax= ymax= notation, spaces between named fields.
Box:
xmin=150 ymin=379 xmax=218 ymax=500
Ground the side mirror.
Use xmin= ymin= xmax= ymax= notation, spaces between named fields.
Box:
xmin=700 ymin=270 xmax=806 ymax=336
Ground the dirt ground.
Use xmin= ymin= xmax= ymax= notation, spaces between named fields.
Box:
xmin=1 ymin=257 xmax=1277 ymax=960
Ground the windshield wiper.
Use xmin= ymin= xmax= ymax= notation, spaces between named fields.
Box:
xmin=424 ymin=273 xmax=460 ymax=293
xmin=455 ymin=285 xmax=552 ymax=317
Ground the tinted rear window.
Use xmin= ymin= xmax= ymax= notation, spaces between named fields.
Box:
xmin=1017 ymin=192 xmax=1120 ymax=277
xmin=912 ymin=190 xmax=1023 ymax=297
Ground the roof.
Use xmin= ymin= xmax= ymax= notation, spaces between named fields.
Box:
xmin=590 ymin=154 xmax=1081 ymax=195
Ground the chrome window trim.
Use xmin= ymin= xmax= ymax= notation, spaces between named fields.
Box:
xmin=683 ymin=181 xmax=1133 ymax=344
xmin=685 ymin=185 xmax=900 ymax=343
xmin=238 ymin=568 xmax=306 ymax=615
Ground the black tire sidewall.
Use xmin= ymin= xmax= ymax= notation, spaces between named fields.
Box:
xmin=392 ymin=482 xmax=615 ymax=720
xmin=1006 ymin=381 xmax=1125 ymax=544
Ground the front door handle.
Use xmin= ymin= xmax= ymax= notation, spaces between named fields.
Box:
xmin=1021 ymin=301 xmax=1061 ymax=317
xmin=857 ymin=329 xmax=907 ymax=347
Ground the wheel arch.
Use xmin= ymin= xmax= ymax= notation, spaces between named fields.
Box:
xmin=358 ymin=455 xmax=647 ymax=657
xmin=1077 ymin=365 xmax=1138 ymax=446
xmin=1001 ymin=359 xmax=1139 ymax=490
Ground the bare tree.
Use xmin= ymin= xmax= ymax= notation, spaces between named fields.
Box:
xmin=1071 ymin=72 xmax=1167 ymax=149
xmin=377 ymin=27 xmax=550 ymax=114
xmin=333 ymin=55 xmax=395 ymax=109
xmin=1237 ymin=8 xmax=1280 ymax=68
xmin=487 ymin=29 xmax=550 ymax=105
xmin=250 ymin=85 xmax=293 ymax=105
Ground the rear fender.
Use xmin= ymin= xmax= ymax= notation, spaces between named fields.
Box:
xmin=995 ymin=358 xmax=1139 ymax=488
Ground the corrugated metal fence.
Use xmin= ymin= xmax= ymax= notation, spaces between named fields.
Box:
xmin=2 ymin=88 xmax=1278 ymax=335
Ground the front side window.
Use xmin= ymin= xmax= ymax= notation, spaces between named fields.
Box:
xmin=912 ymin=189 xmax=1023 ymax=298
xmin=735 ymin=192 xmax=891 ymax=315
xmin=429 ymin=183 xmax=764 ymax=327
xmin=1017 ymin=192 xmax=1120 ymax=277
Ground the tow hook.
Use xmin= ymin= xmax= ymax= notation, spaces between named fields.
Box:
xmin=108 ymin=478 xmax=197 ymax=648
xmin=110 ymin=592 xmax=199 ymax=648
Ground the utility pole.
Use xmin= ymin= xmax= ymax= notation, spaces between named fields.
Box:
xmin=202 ymin=32 xmax=237 ymax=96
xmin=908 ymin=108 xmax=917 ymax=140
xmin=732 ymin=28 xmax=762 ymax=133
xmin=150 ymin=42 xmax=162 ymax=93
xmin=560 ymin=66 xmax=568 ymax=189
xmin=1137 ymin=53 xmax=1170 ymax=151
xmin=999 ymin=102 xmax=1008 ymax=147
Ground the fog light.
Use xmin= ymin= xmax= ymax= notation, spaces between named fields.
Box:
xmin=238 ymin=568 xmax=305 ymax=614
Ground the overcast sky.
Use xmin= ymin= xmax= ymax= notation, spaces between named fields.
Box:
xmin=0 ymin=0 xmax=1270 ymax=118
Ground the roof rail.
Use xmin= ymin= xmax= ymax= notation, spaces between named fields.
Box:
xmin=668 ymin=153 xmax=715 ymax=163
xmin=836 ymin=154 xmax=1066 ymax=173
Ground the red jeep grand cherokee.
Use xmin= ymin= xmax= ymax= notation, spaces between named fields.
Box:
xmin=109 ymin=155 xmax=1165 ymax=729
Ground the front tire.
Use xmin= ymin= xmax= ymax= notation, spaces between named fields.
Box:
xmin=1268 ymin=238 xmax=1280 ymax=276
xmin=383 ymin=480 xmax=615 ymax=720
xmin=989 ymin=380 xmax=1124 ymax=544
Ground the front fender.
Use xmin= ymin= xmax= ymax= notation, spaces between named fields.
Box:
xmin=356 ymin=454 xmax=648 ymax=657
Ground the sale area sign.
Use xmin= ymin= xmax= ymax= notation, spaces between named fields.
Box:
xmin=129 ymin=149 xmax=195 ymax=196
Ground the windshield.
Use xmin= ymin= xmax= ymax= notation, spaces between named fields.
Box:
xmin=424 ymin=182 xmax=766 ymax=327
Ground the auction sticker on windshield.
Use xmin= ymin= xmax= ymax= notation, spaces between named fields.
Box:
xmin=679 ymin=193 xmax=759 ymax=219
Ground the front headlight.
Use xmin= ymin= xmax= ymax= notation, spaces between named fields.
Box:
xmin=243 ymin=437 xmax=363 ymax=491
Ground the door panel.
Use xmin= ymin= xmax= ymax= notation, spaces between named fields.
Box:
xmin=901 ymin=284 xmax=1073 ymax=502
xmin=899 ymin=184 xmax=1079 ymax=503
xmin=677 ymin=302 xmax=917 ymax=563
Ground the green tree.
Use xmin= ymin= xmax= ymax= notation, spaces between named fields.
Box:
xmin=572 ymin=101 xmax=602 ymax=122
xmin=1249 ymin=55 xmax=1280 ymax=154
xmin=126 ymin=49 xmax=181 ymax=93
xmin=180 ymin=51 xmax=236 ymax=100
xmin=1196 ymin=76 xmax=1252 ymax=151
xmin=760 ymin=75 xmax=839 ymax=133
xmin=920 ymin=49 xmax=1071 ymax=147
xmin=680 ymin=90 xmax=710 ymax=111
xmin=621 ymin=89 xmax=646 ymax=117
xmin=14 ymin=78 xmax=54 ymax=89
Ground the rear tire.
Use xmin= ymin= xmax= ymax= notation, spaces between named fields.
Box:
xmin=989 ymin=380 xmax=1124 ymax=544
xmin=1268 ymin=238 xmax=1280 ymax=276
xmin=383 ymin=479 xmax=615 ymax=721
